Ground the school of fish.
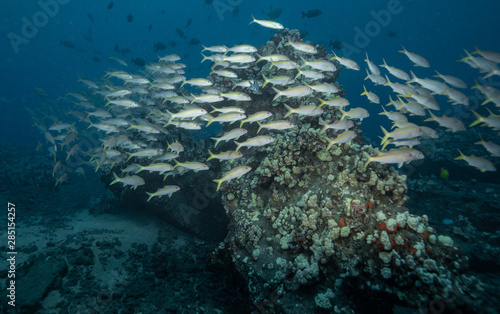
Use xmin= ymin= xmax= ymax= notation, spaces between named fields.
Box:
xmin=28 ymin=16 xmax=499 ymax=199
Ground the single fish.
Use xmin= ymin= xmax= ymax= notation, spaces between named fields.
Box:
xmin=234 ymin=135 xmax=274 ymax=151
xmin=454 ymin=149 xmax=496 ymax=172
xmin=110 ymin=172 xmax=145 ymax=189
xmin=326 ymin=130 xmax=357 ymax=150
xmin=249 ymin=14 xmax=284 ymax=29
xmin=213 ymin=166 xmax=252 ymax=191
xmin=399 ymin=46 xmax=430 ymax=68
xmin=146 ymin=185 xmax=181 ymax=202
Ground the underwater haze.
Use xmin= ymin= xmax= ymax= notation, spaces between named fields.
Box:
xmin=1 ymin=0 xmax=500 ymax=313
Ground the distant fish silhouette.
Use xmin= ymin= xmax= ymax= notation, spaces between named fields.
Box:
xmin=131 ymin=57 xmax=145 ymax=67
xmin=186 ymin=18 xmax=192 ymax=28
xmin=266 ymin=7 xmax=282 ymax=20
xmin=107 ymin=1 xmax=113 ymax=9
xmin=189 ymin=38 xmax=200 ymax=46
xmin=60 ymin=40 xmax=75 ymax=48
xmin=176 ymin=28 xmax=186 ymax=39
xmin=148 ymin=24 xmax=153 ymax=31
xmin=388 ymin=31 xmax=397 ymax=38
xmin=154 ymin=42 xmax=167 ymax=52
xmin=302 ymin=9 xmax=322 ymax=18
xmin=126 ymin=14 xmax=133 ymax=23
xmin=329 ymin=40 xmax=344 ymax=50
xmin=168 ymin=41 xmax=177 ymax=47
xmin=87 ymin=13 xmax=94 ymax=23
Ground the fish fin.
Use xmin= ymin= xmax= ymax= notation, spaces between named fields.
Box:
xmin=207 ymin=150 xmax=214 ymax=161
xmin=110 ymin=172 xmax=120 ymax=185
xmin=380 ymin=126 xmax=390 ymax=145
xmin=362 ymin=152 xmax=372 ymax=170
xmin=284 ymin=104 xmax=293 ymax=118
xmin=454 ymin=149 xmax=466 ymax=160
xmin=234 ymin=141 xmax=242 ymax=152
xmin=271 ymin=86 xmax=281 ymax=101
xmin=213 ymin=179 xmax=222 ymax=191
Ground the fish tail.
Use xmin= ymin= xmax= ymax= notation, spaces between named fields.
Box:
xmin=339 ymin=108 xmax=346 ymax=120
xmin=261 ymin=73 xmax=269 ymax=88
xmin=381 ymin=139 xmax=391 ymax=150
xmin=200 ymin=53 xmax=208 ymax=63
xmin=363 ymin=152 xmax=372 ymax=170
xmin=364 ymin=68 xmax=371 ymax=80
xmin=294 ymin=70 xmax=301 ymax=80
xmin=213 ymin=179 xmax=222 ymax=191
xmin=424 ymin=110 xmax=437 ymax=122
xmin=172 ymin=159 xmax=181 ymax=169
xmin=316 ymin=97 xmax=326 ymax=108
xmin=234 ymin=141 xmax=242 ymax=152
xmin=469 ymin=110 xmax=484 ymax=127
xmin=360 ymin=85 xmax=367 ymax=96
xmin=380 ymin=126 xmax=390 ymax=145
xmin=211 ymin=137 xmax=220 ymax=148
xmin=210 ymin=105 xmax=218 ymax=113
xmin=474 ymin=134 xmax=485 ymax=145
xmin=180 ymin=81 xmax=186 ymax=88
xmin=110 ymin=172 xmax=120 ymax=185
xmin=271 ymin=87 xmax=281 ymax=101
xmin=249 ymin=14 xmax=255 ymax=24
xmin=207 ymin=150 xmax=215 ymax=161
xmin=284 ymin=104 xmax=293 ymax=118
xmin=256 ymin=121 xmax=263 ymax=134
xmin=471 ymin=79 xmax=480 ymax=89
xmin=302 ymin=11 xmax=306 ymax=18
xmin=205 ymin=116 xmax=214 ymax=127
xmin=326 ymin=138 xmax=334 ymax=151
xmin=126 ymin=152 xmax=134 ymax=162
xmin=146 ymin=192 xmax=154 ymax=202
xmin=454 ymin=149 xmax=466 ymax=160
xmin=299 ymin=55 xmax=307 ymax=68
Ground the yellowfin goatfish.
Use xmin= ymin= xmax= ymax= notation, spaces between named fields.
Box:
xmin=213 ymin=166 xmax=252 ymax=191
xmin=211 ymin=128 xmax=248 ymax=148
xmin=326 ymin=130 xmax=357 ymax=150
xmin=454 ymin=149 xmax=496 ymax=172
xmin=249 ymin=15 xmax=284 ymax=29
xmin=110 ymin=173 xmax=145 ymax=189
xmin=235 ymin=136 xmax=274 ymax=151
xmin=398 ymin=46 xmax=430 ymax=68
xmin=146 ymin=185 xmax=180 ymax=202
xmin=364 ymin=148 xmax=424 ymax=169
xmin=206 ymin=150 xmax=243 ymax=162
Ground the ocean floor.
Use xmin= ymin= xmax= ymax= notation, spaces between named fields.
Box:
xmin=0 ymin=146 xmax=249 ymax=313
